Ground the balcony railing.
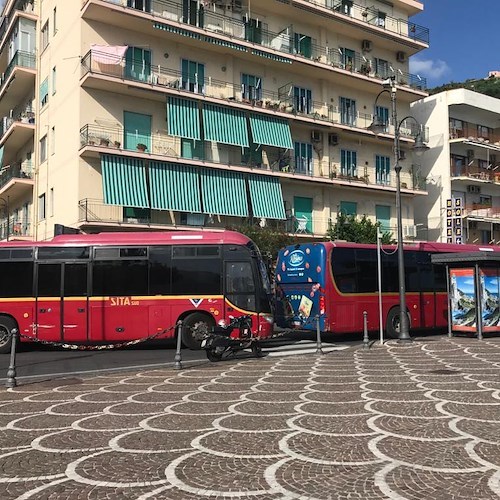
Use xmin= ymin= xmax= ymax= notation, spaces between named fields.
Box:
xmin=81 ymin=51 xmax=426 ymax=140
xmin=0 ymin=218 xmax=32 ymax=240
xmin=449 ymin=121 xmax=500 ymax=145
xmin=0 ymin=50 xmax=36 ymax=88
xmin=83 ymin=0 xmax=427 ymax=91
xmin=0 ymin=109 xmax=35 ymax=140
xmin=463 ymin=205 xmax=500 ymax=220
xmin=80 ymin=123 xmax=424 ymax=192
xmin=450 ymin=163 xmax=500 ymax=184
xmin=0 ymin=160 xmax=34 ymax=190
xmin=0 ymin=1 xmax=36 ymax=45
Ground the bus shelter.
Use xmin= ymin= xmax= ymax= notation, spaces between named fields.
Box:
xmin=431 ymin=252 xmax=500 ymax=339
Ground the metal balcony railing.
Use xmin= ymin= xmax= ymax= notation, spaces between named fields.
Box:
xmin=84 ymin=0 xmax=427 ymax=91
xmin=0 ymin=160 xmax=34 ymax=190
xmin=0 ymin=218 xmax=32 ymax=240
xmin=449 ymin=121 xmax=500 ymax=145
xmin=0 ymin=50 xmax=36 ymax=88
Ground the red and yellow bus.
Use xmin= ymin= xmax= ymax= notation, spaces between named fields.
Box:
xmin=0 ymin=230 xmax=274 ymax=353
xmin=275 ymin=240 xmax=500 ymax=338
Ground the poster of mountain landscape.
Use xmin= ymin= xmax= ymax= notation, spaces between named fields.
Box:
xmin=449 ymin=268 xmax=477 ymax=332
xmin=480 ymin=269 xmax=500 ymax=332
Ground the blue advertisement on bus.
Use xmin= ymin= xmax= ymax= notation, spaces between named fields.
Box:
xmin=275 ymin=243 xmax=326 ymax=329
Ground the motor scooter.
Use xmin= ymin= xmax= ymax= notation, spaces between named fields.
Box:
xmin=201 ymin=315 xmax=264 ymax=362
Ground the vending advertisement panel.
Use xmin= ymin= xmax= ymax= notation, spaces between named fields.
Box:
xmin=449 ymin=268 xmax=477 ymax=332
xmin=479 ymin=268 xmax=500 ymax=332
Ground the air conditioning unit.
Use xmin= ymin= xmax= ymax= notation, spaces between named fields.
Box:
xmin=396 ymin=51 xmax=406 ymax=62
xmin=403 ymin=225 xmax=416 ymax=238
xmin=361 ymin=39 xmax=372 ymax=52
xmin=467 ymin=149 xmax=475 ymax=159
xmin=328 ymin=133 xmax=339 ymax=146
xmin=467 ymin=185 xmax=481 ymax=194
xmin=311 ymin=130 xmax=322 ymax=142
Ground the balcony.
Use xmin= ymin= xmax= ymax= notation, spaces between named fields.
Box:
xmin=81 ymin=51 xmax=425 ymax=141
xmin=449 ymin=121 xmax=500 ymax=145
xmin=0 ymin=50 xmax=36 ymax=116
xmin=80 ymin=123 xmax=425 ymax=193
xmin=0 ymin=217 xmax=32 ymax=241
xmin=463 ymin=204 xmax=500 ymax=220
xmin=0 ymin=112 xmax=35 ymax=157
xmin=0 ymin=159 xmax=34 ymax=194
xmin=81 ymin=0 xmax=427 ymax=92
xmin=0 ymin=1 xmax=36 ymax=49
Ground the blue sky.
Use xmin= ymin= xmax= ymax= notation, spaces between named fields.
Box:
xmin=410 ymin=1 xmax=500 ymax=88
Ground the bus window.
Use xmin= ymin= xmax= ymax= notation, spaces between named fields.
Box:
xmin=355 ymin=249 xmax=377 ymax=293
xmin=0 ymin=261 xmax=34 ymax=297
xmin=37 ymin=247 xmax=90 ymax=260
xmin=405 ymin=251 xmax=419 ymax=292
xmin=331 ymin=248 xmax=357 ymax=293
xmin=225 ymin=261 xmax=256 ymax=310
xmin=37 ymin=264 xmax=62 ymax=297
xmin=92 ymin=260 xmax=149 ymax=296
xmin=149 ymin=246 xmax=172 ymax=295
xmin=65 ymin=264 xmax=88 ymax=297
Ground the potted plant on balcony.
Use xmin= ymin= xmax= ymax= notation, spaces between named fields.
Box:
xmin=137 ymin=143 xmax=147 ymax=152
xmin=114 ymin=140 xmax=121 ymax=148
xmin=99 ymin=136 xmax=110 ymax=147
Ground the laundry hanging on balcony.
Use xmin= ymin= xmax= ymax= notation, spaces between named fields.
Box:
xmin=90 ymin=45 xmax=128 ymax=64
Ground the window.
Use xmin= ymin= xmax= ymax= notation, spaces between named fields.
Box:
xmin=225 ymin=261 xmax=255 ymax=310
xmin=182 ymin=0 xmax=204 ymax=27
xmin=376 ymin=106 xmax=389 ymax=133
xmin=41 ymin=21 xmax=49 ymax=50
xmin=40 ymin=135 xmax=47 ymax=163
xmin=377 ymin=11 xmax=386 ymax=27
xmin=49 ymin=187 xmax=54 ymax=216
xmin=449 ymin=118 xmax=463 ymax=138
xmin=339 ymin=97 xmax=356 ymax=126
xmin=337 ymin=0 xmax=353 ymax=15
xmin=339 ymin=201 xmax=357 ymax=216
xmin=242 ymin=143 xmax=263 ymax=167
xmin=52 ymin=66 xmax=56 ymax=94
xmin=93 ymin=259 xmax=149 ymax=296
xmin=241 ymin=73 xmax=262 ymax=101
xmin=294 ymin=142 xmax=313 ymax=175
xmin=375 ymin=155 xmax=390 ymax=185
xmin=477 ymin=125 xmax=491 ymax=140
xmin=340 ymin=47 xmax=355 ymax=70
xmin=123 ymin=206 xmax=151 ymax=222
xmin=375 ymin=205 xmax=391 ymax=233
xmin=0 ymin=262 xmax=33 ymax=297
xmin=40 ymin=78 xmax=49 ymax=107
xmin=53 ymin=8 xmax=57 ymax=35
xmin=244 ymin=17 xmax=262 ymax=44
xmin=181 ymin=59 xmax=205 ymax=94
xmin=127 ymin=0 xmax=151 ymax=12
xmin=340 ymin=149 xmax=357 ymax=177
xmin=51 ymin=126 xmax=55 ymax=155
xmin=293 ymin=86 xmax=312 ymax=114
xmin=294 ymin=33 xmax=312 ymax=58
xmin=181 ymin=138 xmax=204 ymax=159
xmin=375 ymin=58 xmax=389 ymax=78
xmin=125 ymin=47 xmax=151 ymax=83
xmin=38 ymin=193 xmax=46 ymax=221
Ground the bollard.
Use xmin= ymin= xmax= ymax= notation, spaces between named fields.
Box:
xmin=363 ymin=311 xmax=369 ymax=349
xmin=174 ymin=321 xmax=183 ymax=370
xmin=5 ymin=328 xmax=18 ymax=388
xmin=315 ymin=315 xmax=324 ymax=355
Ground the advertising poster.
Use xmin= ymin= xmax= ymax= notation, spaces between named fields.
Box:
xmin=479 ymin=268 xmax=500 ymax=332
xmin=449 ymin=268 xmax=477 ymax=332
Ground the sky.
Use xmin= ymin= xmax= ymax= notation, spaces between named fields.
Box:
xmin=410 ymin=1 xmax=500 ymax=88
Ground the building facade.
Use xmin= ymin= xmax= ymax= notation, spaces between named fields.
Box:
xmin=0 ymin=0 xmax=429 ymax=242
xmin=412 ymin=89 xmax=500 ymax=245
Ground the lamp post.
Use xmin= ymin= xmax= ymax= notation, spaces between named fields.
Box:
xmin=369 ymin=77 xmax=428 ymax=342
xmin=0 ymin=196 xmax=9 ymax=242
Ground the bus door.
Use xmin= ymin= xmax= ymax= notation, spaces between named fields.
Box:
xmin=36 ymin=262 xmax=89 ymax=343
xmin=417 ymin=252 xmax=436 ymax=328
xmin=224 ymin=261 xmax=257 ymax=316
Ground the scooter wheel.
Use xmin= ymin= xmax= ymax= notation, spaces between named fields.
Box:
xmin=251 ymin=343 xmax=264 ymax=358
xmin=206 ymin=349 xmax=223 ymax=362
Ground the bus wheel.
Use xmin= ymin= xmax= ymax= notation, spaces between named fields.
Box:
xmin=0 ymin=317 xmax=15 ymax=354
xmin=386 ymin=307 xmax=410 ymax=340
xmin=182 ymin=313 xmax=215 ymax=350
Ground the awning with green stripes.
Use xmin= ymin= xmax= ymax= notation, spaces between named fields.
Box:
xmin=167 ymin=97 xmax=200 ymax=140
xmin=202 ymin=104 xmax=249 ymax=147
xmin=251 ymin=49 xmax=293 ymax=64
xmin=201 ymin=169 xmax=248 ymax=217
xmin=203 ymin=35 xmax=248 ymax=52
xmin=153 ymin=22 xmax=202 ymax=40
xmin=249 ymin=113 xmax=294 ymax=149
xmin=101 ymin=155 xmax=149 ymax=208
xmin=248 ymin=174 xmax=286 ymax=220
xmin=149 ymin=161 xmax=201 ymax=212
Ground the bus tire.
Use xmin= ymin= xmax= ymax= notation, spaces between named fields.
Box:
xmin=182 ymin=313 xmax=215 ymax=350
xmin=0 ymin=316 xmax=16 ymax=354
xmin=385 ymin=307 xmax=410 ymax=340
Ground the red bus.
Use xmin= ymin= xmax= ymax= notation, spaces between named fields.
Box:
xmin=0 ymin=230 xmax=274 ymax=353
xmin=275 ymin=240 xmax=500 ymax=338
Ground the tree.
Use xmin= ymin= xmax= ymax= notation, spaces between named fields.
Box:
xmin=326 ymin=213 xmax=394 ymax=244
xmin=227 ymin=223 xmax=294 ymax=260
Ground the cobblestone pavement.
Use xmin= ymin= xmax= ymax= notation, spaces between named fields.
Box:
xmin=1 ymin=336 xmax=500 ymax=499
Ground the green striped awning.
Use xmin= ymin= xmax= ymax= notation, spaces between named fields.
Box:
xmin=167 ymin=97 xmax=201 ymax=140
xmin=203 ymin=35 xmax=248 ymax=52
xmin=153 ymin=22 xmax=202 ymax=40
xmin=149 ymin=161 xmax=201 ymax=212
xmin=202 ymin=104 xmax=249 ymax=147
xmin=248 ymin=174 xmax=286 ymax=220
xmin=101 ymin=155 xmax=149 ymax=208
xmin=249 ymin=114 xmax=294 ymax=149
xmin=251 ymin=49 xmax=293 ymax=64
xmin=201 ymin=169 xmax=248 ymax=217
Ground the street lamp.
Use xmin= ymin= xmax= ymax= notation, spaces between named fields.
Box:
xmin=0 ymin=196 xmax=9 ymax=241
xmin=369 ymin=77 xmax=428 ymax=342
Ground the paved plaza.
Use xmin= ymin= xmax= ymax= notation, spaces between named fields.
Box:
xmin=1 ymin=336 xmax=500 ymax=499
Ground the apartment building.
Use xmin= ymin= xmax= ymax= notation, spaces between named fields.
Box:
xmin=412 ymin=89 xmax=500 ymax=245
xmin=0 ymin=0 xmax=429 ymax=241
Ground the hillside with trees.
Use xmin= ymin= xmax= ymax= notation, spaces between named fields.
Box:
xmin=429 ymin=75 xmax=500 ymax=98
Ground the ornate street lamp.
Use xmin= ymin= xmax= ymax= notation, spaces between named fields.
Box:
xmin=369 ymin=77 xmax=429 ymax=342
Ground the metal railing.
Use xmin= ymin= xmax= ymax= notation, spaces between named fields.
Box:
xmin=83 ymin=0 xmax=427 ymax=91
xmin=464 ymin=205 xmax=500 ymax=220
xmin=0 ymin=109 xmax=35 ymax=140
xmin=0 ymin=50 xmax=36 ymax=88
xmin=0 ymin=218 xmax=32 ymax=240
xmin=0 ymin=160 xmax=34 ymax=190
xmin=449 ymin=121 xmax=500 ymax=145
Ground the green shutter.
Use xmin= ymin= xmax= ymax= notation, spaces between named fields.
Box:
xmin=249 ymin=114 xmax=293 ymax=149
xmin=167 ymin=97 xmax=201 ymax=140
xmin=201 ymin=169 xmax=248 ymax=216
xmin=248 ymin=175 xmax=286 ymax=219
xmin=202 ymin=104 xmax=249 ymax=147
